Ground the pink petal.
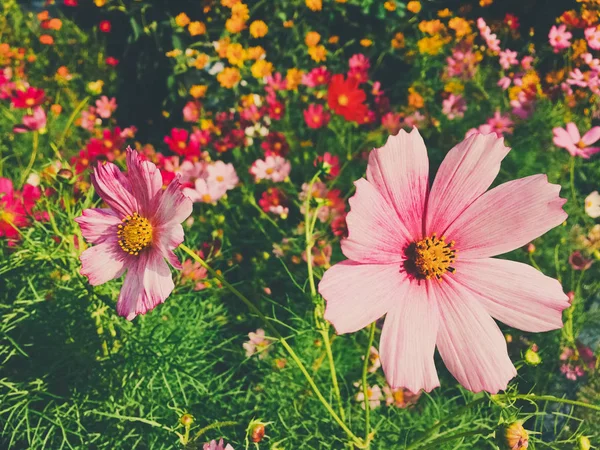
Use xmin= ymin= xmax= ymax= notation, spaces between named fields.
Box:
xmin=582 ymin=127 xmax=600 ymax=146
xmin=341 ymin=179 xmax=408 ymax=264
xmin=366 ymin=128 xmax=429 ymax=241
xmin=453 ymin=259 xmax=569 ymax=332
xmin=0 ymin=177 xmax=14 ymax=196
xmin=433 ymin=280 xmax=517 ymax=393
xmin=552 ymin=127 xmax=572 ymax=149
xmin=380 ymin=280 xmax=440 ymax=394
xmin=80 ymin=240 xmax=129 ymax=286
xmin=126 ymin=148 xmax=163 ymax=216
xmin=319 ymin=261 xmax=406 ymax=334
xmin=92 ymin=162 xmax=138 ymax=217
xmin=155 ymin=223 xmax=184 ymax=269
xmin=117 ymin=251 xmax=174 ymax=320
xmin=75 ymin=208 xmax=120 ymax=244
xmin=566 ymin=122 xmax=581 ymax=143
xmin=582 ymin=146 xmax=600 ymax=158
xmin=426 ymin=133 xmax=510 ymax=235
xmin=445 ymin=175 xmax=567 ymax=259
xmin=152 ymin=177 xmax=193 ymax=227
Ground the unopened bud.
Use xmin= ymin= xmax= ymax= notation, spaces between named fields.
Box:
xmin=180 ymin=413 xmax=194 ymax=427
xmin=504 ymin=422 xmax=529 ymax=450
xmin=579 ymin=435 xmax=591 ymax=450
xmin=251 ymin=423 xmax=265 ymax=443
xmin=525 ymin=347 xmax=541 ymax=366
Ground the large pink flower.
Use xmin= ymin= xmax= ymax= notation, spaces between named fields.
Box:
xmin=76 ymin=148 xmax=193 ymax=320
xmin=319 ymin=128 xmax=569 ymax=394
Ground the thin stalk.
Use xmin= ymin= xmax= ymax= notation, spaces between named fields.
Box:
xmin=492 ymin=393 xmax=600 ymax=412
xmin=362 ymin=322 xmax=376 ymax=443
xmin=410 ymin=429 xmax=489 ymax=450
xmin=304 ymin=173 xmax=320 ymax=298
xmin=178 ymin=244 xmax=365 ymax=448
xmin=321 ymin=329 xmax=346 ymax=422
xmin=20 ymin=131 xmax=38 ymax=186
xmin=56 ymin=96 xmax=90 ymax=151
xmin=191 ymin=421 xmax=238 ymax=441
xmin=569 ymin=156 xmax=577 ymax=205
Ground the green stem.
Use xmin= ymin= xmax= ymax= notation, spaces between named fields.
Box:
xmin=492 ymin=393 xmax=600 ymax=412
xmin=304 ymin=173 xmax=320 ymax=298
xmin=178 ymin=244 xmax=365 ymax=448
xmin=21 ymin=131 xmax=38 ymax=186
xmin=410 ymin=429 xmax=488 ymax=450
xmin=569 ymin=156 xmax=577 ymax=205
xmin=362 ymin=323 xmax=376 ymax=443
xmin=191 ymin=420 xmax=238 ymax=442
xmin=321 ymin=329 xmax=346 ymax=422
xmin=56 ymin=96 xmax=90 ymax=151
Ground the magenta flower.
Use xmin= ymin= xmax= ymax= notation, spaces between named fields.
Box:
xmin=203 ymin=439 xmax=234 ymax=450
xmin=95 ymin=96 xmax=117 ymax=119
xmin=13 ymin=106 xmax=47 ymax=133
xmin=548 ymin=25 xmax=572 ymax=52
xmin=585 ymin=27 xmax=600 ymax=50
xmin=303 ymin=103 xmax=331 ymax=129
xmin=486 ymin=111 xmax=514 ymax=136
xmin=499 ymin=49 xmax=518 ymax=70
xmin=553 ymin=123 xmax=600 ymax=158
xmin=75 ymin=148 xmax=193 ymax=320
xmin=319 ymin=129 xmax=569 ymax=394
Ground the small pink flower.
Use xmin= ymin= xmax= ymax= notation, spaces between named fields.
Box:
xmin=486 ymin=111 xmax=513 ymax=136
xmin=567 ymin=69 xmax=587 ymax=88
xmin=203 ymin=439 xmax=234 ymax=450
xmin=552 ymin=123 xmax=600 ymax=158
xmin=561 ymin=363 xmax=585 ymax=380
xmin=585 ymin=191 xmax=600 ymax=218
xmin=206 ymin=161 xmax=238 ymax=191
xmin=14 ymin=106 xmax=46 ymax=133
xmin=183 ymin=101 xmax=200 ymax=122
xmin=568 ymin=251 xmax=593 ymax=271
xmin=383 ymin=385 xmax=422 ymax=408
xmin=583 ymin=53 xmax=600 ymax=71
xmin=499 ymin=49 xmax=518 ymax=70
xmin=250 ymin=155 xmax=291 ymax=182
xmin=265 ymin=72 xmax=287 ymax=90
xmin=520 ymin=56 xmax=534 ymax=70
xmin=303 ymin=103 xmax=331 ymax=129
xmin=95 ymin=96 xmax=117 ymax=119
xmin=549 ymin=25 xmax=572 ymax=53
xmin=442 ymin=94 xmax=466 ymax=120
xmin=184 ymin=178 xmax=228 ymax=204
xmin=301 ymin=66 xmax=331 ymax=87
xmin=75 ymin=148 xmax=193 ymax=320
xmin=243 ymin=328 xmax=270 ymax=359
xmin=364 ymin=346 xmax=381 ymax=373
xmin=498 ymin=77 xmax=512 ymax=90
xmin=355 ymin=383 xmax=383 ymax=410
xmin=319 ymin=129 xmax=569 ymax=394
xmin=585 ymin=27 xmax=600 ymax=50
xmin=81 ymin=107 xmax=100 ymax=131
xmin=381 ymin=112 xmax=401 ymax=135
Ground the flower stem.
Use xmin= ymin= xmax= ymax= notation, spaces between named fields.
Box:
xmin=492 ymin=393 xmax=600 ymax=412
xmin=178 ymin=244 xmax=365 ymax=448
xmin=362 ymin=322 xmax=376 ymax=443
xmin=191 ymin=420 xmax=238 ymax=442
xmin=569 ymin=156 xmax=578 ymax=205
xmin=21 ymin=130 xmax=38 ymax=186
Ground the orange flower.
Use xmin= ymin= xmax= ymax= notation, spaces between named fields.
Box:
xmin=251 ymin=60 xmax=273 ymax=78
xmin=391 ymin=32 xmax=405 ymax=49
xmin=190 ymin=85 xmax=208 ymax=98
xmin=225 ymin=17 xmax=246 ymax=33
xmin=37 ymin=11 xmax=49 ymax=21
xmin=249 ymin=20 xmax=268 ymax=38
xmin=407 ymin=1 xmax=421 ymax=13
xmin=308 ymin=45 xmax=327 ymax=62
xmin=47 ymin=18 xmax=62 ymax=30
xmin=216 ymin=37 xmax=231 ymax=58
xmin=217 ymin=67 xmax=241 ymax=88
xmin=39 ymin=35 xmax=54 ymax=45
xmin=329 ymin=35 xmax=339 ymax=44
xmin=56 ymin=66 xmax=72 ymax=80
xmin=283 ymin=20 xmax=294 ymax=28
xmin=437 ymin=8 xmax=452 ymax=17
xmin=247 ymin=46 xmax=266 ymax=60
xmin=419 ymin=19 xmax=445 ymax=35
xmin=417 ymin=35 xmax=446 ymax=55
xmin=306 ymin=0 xmax=322 ymax=11
xmin=384 ymin=1 xmax=396 ymax=11
xmin=305 ymin=31 xmax=321 ymax=47
xmin=231 ymin=3 xmax=249 ymax=20
xmin=188 ymin=21 xmax=206 ymax=36
xmin=175 ymin=13 xmax=190 ymax=27
xmin=360 ymin=39 xmax=373 ymax=47
xmin=226 ymin=43 xmax=247 ymax=67
xmin=448 ymin=17 xmax=471 ymax=38
xmin=408 ymin=87 xmax=424 ymax=108
xmin=286 ymin=68 xmax=303 ymax=90
xmin=221 ymin=0 xmax=240 ymax=7
xmin=51 ymin=104 xmax=63 ymax=115
xmin=193 ymin=53 xmax=209 ymax=69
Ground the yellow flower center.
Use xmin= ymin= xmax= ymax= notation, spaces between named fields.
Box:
xmin=407 ymin=233 xmax=456 ymax=280
xmin=393 ymin=389 xmax=405 ymax=404
xmin=202 ymin=194 xmax=212 ymax=203
xmin=0 ymin=209 xmax=15 ymax=224
xmin=577 ymin=140 xmax=586 ymax=149
xmin=26 ymin=98 xmax=35 ymax=106
xmin=117 ymin=212 xmax=153 ymax=255
xmin=216 ymin=175 xmax=224 ymax=182
xmin=338 ymin=94 xmax=349 ymax=106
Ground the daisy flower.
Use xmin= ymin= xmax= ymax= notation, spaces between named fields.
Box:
xmin=75 ymin=148 xmax=193 ymax=320
xmin=319 ymin=129 xmax=569 ymax=394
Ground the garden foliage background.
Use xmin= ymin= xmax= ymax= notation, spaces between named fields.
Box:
xmin=1 ymin=0 xmax=600 ymax=448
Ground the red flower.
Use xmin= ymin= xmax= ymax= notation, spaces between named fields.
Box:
xmin=99 ymin=20 xmax=112 ymax=33
xmin=261 ymin=131 xmax=289 ymax=156
xmin=63 ymin=0 xmax=78 ymax=6
xmin=258 ymin=187 xmax=288 ymax=217
xmin=268 ymin=101 xmax=285 ymax=120
xmin=303 ymin=104 xmax=330 ymax=129
xmin=164 ymin=128 xmax=200 ymax=157
xmin=327 ymin=74 xmax=368 ymax=123
xmin=11 ymin=87 xmax=45 ymax=108
xmin=503 ymin=14 xmax=520 ymax=30
xmin=105 ymin=56 xmax=119 ymax=66
xmin=0 ymin=178 xmax=42 ymax=243
xmin=314 ymin=152 xmax=340 ymax=179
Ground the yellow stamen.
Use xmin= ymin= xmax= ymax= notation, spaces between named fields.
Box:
xmin=338 ymin=94 xmax=349 ymax=106
xmin=412 ymin=233 xmax=456 ymax=280
xmin=117 ymin=212 xmax=153 ymax=255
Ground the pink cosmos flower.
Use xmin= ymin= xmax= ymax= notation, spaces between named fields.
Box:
xmin=355 ymin=384 xmax=383 ymax=410
xmin=549 ymin=25 xmax=572 ymax=53
xmin=383 ymin=385 xmax=421 ymax=408
xmin=203 ymin=439 xmax=234 ymax=450
xmin=13 ymin=106 xmax=47 ymax=133
xmin=301 ymin=66 xmax=331 ymax=87
xmin=250 ymin=155 xmax=291 ymax=182
xmin=585 ymin=27 xmax=600 ymax=50
xmin=206 ymin=161 xmax=238 ymax=191
xmin=95 ymin=96 xmax=117 ymax=119
xmin=184 ymin=178 xmax=228 ymax=204
xmin=499 ymin=49 xmax=518 ymax=70
xmin=243 ymin=328 xmax=270 ymax=359
xmin=441 ymin=94 xmax=466 ymax=120
xmin=487 ymin=111 xmax=514 ymax=136
xmin=552 ymin=123 xmax=600 ymax=158
xmin=381 ymin=112 xmax=402 ymax=135
xmin=81 ymin=107 xmax=100 ymax=131
xmin=318 ymin=129 xmax=569 ymax=394
xmin=183 ymin=101 xmax=200 ymax=122
xmin=75 ymin=148 xmax=193 ymax=320
xmin=498 ymin=76 xmax=511 ymax=90
xmin=303 ymin=103 xmax=331 ymax=129
xmin=567 ymin=69 xmax=587 ymax=88
xmin=364 ymin=346 xmax=381 ymax=373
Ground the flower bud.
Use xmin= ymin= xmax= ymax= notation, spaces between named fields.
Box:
xmin=251 ymin=423 xmax=265 ymax=443
xmin=525 ymin=347 xmax=541 ymax=366
xmin=180 ymin=413 xmax=194 ymax=427
xmin=579 ymin=435 xmax=591 ymax=450
xmin=504 ymin=422 xmax=529 ymax=450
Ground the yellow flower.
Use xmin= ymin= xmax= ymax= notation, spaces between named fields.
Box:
xmin=408 ymin=87 xmax=424 ymax=109
xmin=217 ymin=67 xmax=242 ymax=88
xmin=87 ymin=80 xmax=104 ymax=95
xmin=360 ymin=38 xmax=373 ymax=47
xmin=226 ymin=43 xmax=247 ymax=67
xmin=188 ymin=21 xmax=207 ymax=36
xmin=286 ymin=68 xmax=303 ymax=90
xmin=247 ymin=46 xmax=266 ymax=60
xmin=504 ymin=422 xmax=528 ymax=450
xmin=335 ymin=0 xmax=347 ymax=2
xmin=190 ymin=85 xmax=208 ymax=98
xmin=166 ymin=48 xmax=182 ymax=58
xmin=444 ymin=80 xmax=464 ymax=93
xmin=391 ymin=31 xmax=405 ymax=49
xmin=216 ymin=37 xmax=231 ymax=58
xmin=221 ymin=0 xmax=240 ymax=7
xmin=231 ymin=3 xmax=249 ymax=20
xmin=305 ymin=31 xmax=321 ymax=47
xmin=384 ymin=1 xmax=396 ymax=11
xmin=437 ymin=8 xmax=452 ymax=17
xmin=94 ymin=0 xmax=106 ymax=6
xmin=306 ymin=0 xmax=322 ymax=11
xmin=175 ymin=13 xmax=190 ymax=27
xmin=249 ymin=20 xmax=268 ymax=38
xmin=419 ymin=19 xmax=445 ymax=35
xmin=417 ymin=35 xmax=446 ymax=55
xmin=193 ymin=53 xmax=209 ymax=69
xmin=251 ymin=60 xmax=273 ymax=78
xmin=308 ymin=45 xmax=327 ymax=62
xmin=572 ymin=39 xmax=588 ymax=60
xmin=479 ymin=0 xmax=493 ymax=6
xmin=241 ymin=94 xmax=256 ymax=107
xmin=226 ymin=17 xmax=246 ymax=33
xmin=406 ymin=1 xmax=421 ymax=13
xmin=329 ymin=35 xmax=339 ymax=44
xmin=448 ymin=17 xmax=471 ymax=38
xmin=283 ymin=20 xmax=294 ymax=28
